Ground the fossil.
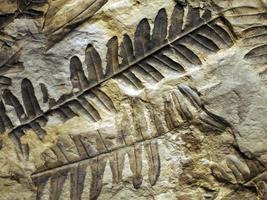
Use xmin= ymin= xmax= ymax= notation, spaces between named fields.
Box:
xmin=32 ymin=84 xmax=232 ymax=200
xmin=43 ymin=0 xmax=108 ymax=49
xmin=212 ymin=154 xmax=267 ymax=199
xmin=0 ymin=32 xmax=24 ymax=89
xmin=0 ymin=0 xmax=107 ymax=49
xmin=243 ymin=25 xmax=267 ymax=63
xmin=1 ymin=1 xmax=267 ymax=199
xmin=0 ymin=0 xmax=48 ymax=29
xmin=0 ymin=3 xmax=236 ymax=156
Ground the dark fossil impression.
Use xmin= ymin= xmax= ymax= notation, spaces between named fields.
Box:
xmin=1 ymin=1 xmax=267 ymax=199
xmin=32 ymin=84 xmax=232 ymax=200
xmin=0 ymin=3 xmax=236 ymax=154
xmin=27 ymin=3 xmax=238 ymax=200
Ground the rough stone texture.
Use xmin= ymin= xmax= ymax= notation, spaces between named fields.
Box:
xmin=0 ymin=0 xmax=267 ymax=199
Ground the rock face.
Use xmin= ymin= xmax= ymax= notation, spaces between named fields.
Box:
xmin=0 ymin=0 xmax=266 ymax=199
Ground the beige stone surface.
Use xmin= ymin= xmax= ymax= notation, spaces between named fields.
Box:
xmin=0 ymin=0 xmax=266 ymax=199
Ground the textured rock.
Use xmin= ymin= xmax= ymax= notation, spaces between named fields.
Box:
xmin=0 ymin=0 xmax=266 ymax=199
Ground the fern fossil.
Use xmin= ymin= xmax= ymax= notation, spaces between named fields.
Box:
xmin=236 ymin=8 xmax=267 ymax=84
xmin=212 ymin=154 xmax=267 ymax=199
xmin=32 ymin=84 xmax=231 ymax=200
xmin=0 ymin=32 xmax=24 ymax=89
xmin=17 ymin=0 xmax=47 ymax=17
xmin=0 ymin=3 xmax=236 ymax=156
xmin=0 ymin=0 xmax=48 ymax=29
xmin=43 ymin=0 xmax=108 ymax=49
xmin=243 ymin=25 xmax=267 ymax=63
xmin=219 ymin=1 xmax=267 ymax=63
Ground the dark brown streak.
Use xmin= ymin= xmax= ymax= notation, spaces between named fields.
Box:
xmin=206 ymin=24 xmax=228 ymax=44
xmin=169 ymin=44 xmax=195 ymax=64
xmin=78 ymin=135 xmax=91 ymax=158
xmin=225 ymin=12 xmax=267 ymax=17
xmin=188 ymin=34 xmax=217 ymax=52
xmin=133 ymin=145 xmax=139 ymax=180
xmin=120 ymin=131 xmax=128 ymax=147
xmin=221 ymin=6 xmax=259 ymax=13
xmin=41 ymin=0 xmax=51 ymax=30
xmin=97 ymin=130 xmax=109 ymax=151
xmin=245 ymin=33 xmax=267 ymax=40
xmin=130 ymin=101 xmax=145 ymax=141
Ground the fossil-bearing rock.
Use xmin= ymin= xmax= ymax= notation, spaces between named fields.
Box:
xmin=0 ymin=0 xmax=266 ymax=199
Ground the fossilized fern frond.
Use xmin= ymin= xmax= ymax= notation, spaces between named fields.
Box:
xmin=243 ymin=25 xmax=267 ymax=63
xmin=222 ymin=1 xmax=267 ymax=63
xmin=31 ymin=84 xmax=232 ymax=200
xmin=215 ymin=0 xmax=267 ymax=28
xmin=212 ymin=154 xmax=267 ymax=199
xmin=235 ymin=6 xmax=267 ymax=85
xmin=43 ymin=0 xmax=108 ymax=49
xmin=17 ymin=0 xmax=48 ymax=17
xmin=1 ymin=78 xmax=115 ymax=146
xmin=0 ymin=3 xmax=237 ymax=156
xmin=0 ymin=32 xmax=24 ymax=88
xmin=0 ymin=0 xmax=48 ymax=29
